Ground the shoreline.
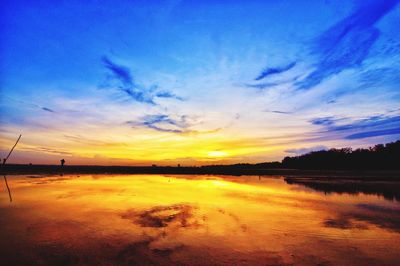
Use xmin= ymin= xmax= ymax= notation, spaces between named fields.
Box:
xmin=1 ymin=164 xmax=400 ymax=179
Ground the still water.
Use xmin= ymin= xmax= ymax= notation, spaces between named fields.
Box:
xmin=1 ymin=174 xmax=399 ymax=265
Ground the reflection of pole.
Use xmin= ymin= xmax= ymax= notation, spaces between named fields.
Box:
xmin=4 ymin=176 xmax=12 ymax=202
xmin=1 ymin=134 xmax=21 ymax=203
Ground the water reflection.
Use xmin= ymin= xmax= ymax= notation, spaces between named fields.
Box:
xmin=0 ymin=174 xmax=399 ymax=265
xmin=2 ymin=175 xmax=12 ymax=202
xmin=284 ymin=177 xmax=400 ymax=202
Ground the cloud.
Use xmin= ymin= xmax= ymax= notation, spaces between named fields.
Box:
xmin=359 ymin=67 xmax=400 ymax=88
xmin=155 ymin=91 xmax=185 ymax=101
xmin=2 ymin=95 xmax=57 ymax=114
xmin=295 ymin=0 xmax=399 ymax=90
xmin=245 ymin=82 xmax=279 ymax=90
xmin=42 ymin=107 xmax=55 ymax=113
xmin=102 ymin=56 xmax=133 ymax=85
xmin=126 ymin=114 xmax=220 ymax=134
xmin=127 ymin=114 xmax=189 ymax=133
xmin=327 ymin=115 xmax=400 ymax=132
xmin=309 ymin=116 xmax=337 ymax=126
xmin=345 ymin=128 xmax=400 ymax=139
xmin=254 ymin=62 xmax=296 ymax=81
xmin=263 ymin=110 xmax=292 ymax=115
xmin=20 ymin=146 xmax=73 ymax=156
xmin=285 ymin=145 xmax=328 ymax=155
xmin=101 ymin=56 xmax=183 ymax=105
xmin=309 ymin=114 xmax=400 ymax=140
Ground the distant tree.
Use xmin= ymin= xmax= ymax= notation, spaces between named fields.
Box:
xmin=281 ymin=140 xmax=400 ymax=170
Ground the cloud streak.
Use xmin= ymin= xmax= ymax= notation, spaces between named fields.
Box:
xmin=126 ymin=114 xmax=220 ymax=135
xmin=285 ymin=145 xmax=328 ymax=155
xmin=2 ymin=95 xmax=57 ymax=114
xmin=345 ymin=128 xmax=400 ymax=140
xmin=42 ymin=107 xmax=56 ymax=113
xmin=254 ymin=62 xmax=296 ymax=81
xmin=102 ymin=56 xmax=133 ymax=85
xmin=295 ymin=0 xmax=399 ymax=90
xmin=310 ymin=115 xmax=400 ymax=140
xmin=126 ymin=114 xmax=189 ymax=133
xmin=102 ymin=56 xmax=183 ymax=105
xmin=263 ymin=110 xmax=292 ymax=115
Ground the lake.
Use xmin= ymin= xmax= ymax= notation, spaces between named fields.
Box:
xmin=1 ymin=174 xmax=399 ymax=265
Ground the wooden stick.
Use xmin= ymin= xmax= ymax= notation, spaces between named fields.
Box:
xmin=2 ymin=134 xmax=21 ymax=166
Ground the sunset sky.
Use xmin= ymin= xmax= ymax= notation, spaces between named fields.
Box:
xmin=1 ymin=0 xmax=400 ymax=165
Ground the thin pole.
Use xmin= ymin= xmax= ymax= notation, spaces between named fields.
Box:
xmin=1 ymin=134 xmax=21 ymax=203
xmin=2 ymin=134 xmax=22 ymax=165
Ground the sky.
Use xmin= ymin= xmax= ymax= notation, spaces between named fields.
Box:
xmin=1 ymin=0 xmax=400 ymax=165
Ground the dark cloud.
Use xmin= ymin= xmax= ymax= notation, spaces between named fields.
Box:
xmin=254 ymin=62 xmax=296 ymax=81
xmin=42 ymin=107 xmax=55 ymax=113
xmin=263 ymin=109 xmax=293 ymax=115
xmin=345 ymin=128 xmax=400 ymax=139
xmin=327 ymin=115 xmax=400 ymax=132
xmin=268 ymin=110 xmax=292 ymax=115
xmin=102 ymin=56 xmax=133 ymax=85
xmin=127 ymin=114 xmax=189 ymax=133
xmin=245 ymin=82 xmax=279 ymax=90
xmin=309 ymin=115 xmax=400 ymax=140
xmin=155 ymin=91 xmax=185 ymax=101
xmin=296 ymin=0 xmax=399 ymax=90
xmin=310 ymin=117 xmax=337 ymax=126
xmin=101 ymin=56 xmax=183 ymax=105
xmin=126 ymin=114 xmax=220 ymax=135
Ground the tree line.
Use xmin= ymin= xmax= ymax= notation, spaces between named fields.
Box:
xmin=281 ymin=140 xmax=400 ymax=170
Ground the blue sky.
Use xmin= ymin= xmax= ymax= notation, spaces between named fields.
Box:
xmin=1 ymin=0 xmax=400 ymax=165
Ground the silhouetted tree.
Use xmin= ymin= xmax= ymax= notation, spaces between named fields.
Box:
xmin=282 ymin=140 xmax=400 ymax=170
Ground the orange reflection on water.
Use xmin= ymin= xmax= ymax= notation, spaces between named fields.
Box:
xmin=1 ymin=174 xmax=399 ymax=265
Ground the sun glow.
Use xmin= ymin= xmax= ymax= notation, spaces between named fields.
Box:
xmin=207 ymin=150 xmax=228 ymax=157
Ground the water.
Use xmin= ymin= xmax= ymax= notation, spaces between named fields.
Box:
xmin=1 ymin=174 xmax=399 ymax=265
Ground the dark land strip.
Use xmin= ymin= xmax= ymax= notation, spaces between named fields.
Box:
xmin=1 ymin=164 xmax=400 ymax=180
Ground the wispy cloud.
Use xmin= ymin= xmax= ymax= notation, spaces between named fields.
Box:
xmin=42 ymin=107 xmax=56 ymax=113
xmin=296 ymin=0 xmax=399 ymax=90
xmin=359 ymin=67 xmax=400 ymax=88
xmin=102 ymin=56 xmax=133 ymax=85
xmin=20 ymin=146 xmax=73 ymax=156
xmin=310 ymin=116 xmax=337 ymax=126
xmin=102 ymin=56 xmax=183 ymax=105
xmin=285 ymin=145 xmax=328 ymax=155
xmin=345 ymin=128 xmax=400 ymax=139
xmin=310 ymin=114 xmax=400 ymax=140
xmin=126 ymin=114 xmax=220 ymax=135
xmin=254 ymin=62 xmax=296 ymax=81
xmin=245 ymin=82 xmax=279 ymax=90
xmin=324 ymin=115 xmax=400 ymax=132
xmin=155 ymin=91 xmax=185 ymax=101
xmin=263 ymin=110 xmax=292 ymax=115
xmin=126 ymin=114 xmax=189 ymax=133
xmin=2 ymin=95 xmax=57 ymax=114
